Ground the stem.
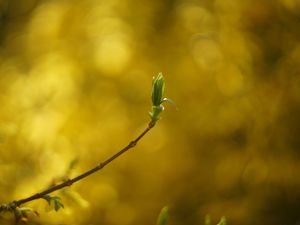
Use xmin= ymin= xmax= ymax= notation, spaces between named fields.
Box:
xmin=1 ymin=121 xmax=155 ymax=209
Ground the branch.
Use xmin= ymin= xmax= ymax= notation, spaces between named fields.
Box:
xmin=0 ymin=121 xmax=155 ymax=211
xmin=0 ymin=72 xmax=174 ymax=223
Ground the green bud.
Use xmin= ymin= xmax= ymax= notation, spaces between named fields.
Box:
xmin=149 ymin=105 xmax=164 ymax=123
xmin=43 ymin=195 xmax=64 ymax=212
xmin=152 ymin=73 xmax=165 ymax=106
xmin=217 ymin=217 xmax=227 ymax=225
xmin=14 ymin=207 xmax=38 ymax=222
xmin=157 ymin=206 xmax=169 ymax=225
xmin=149 ymin=73 xmax=175 ymax=124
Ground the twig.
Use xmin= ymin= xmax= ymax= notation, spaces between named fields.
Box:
xmin=0 ymin=72 xmax=173 ymax=223
xmin=0 ymin=121 xmax=155 ymax=211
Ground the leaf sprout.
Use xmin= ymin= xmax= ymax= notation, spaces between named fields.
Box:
xmin=43 ymin=195 xmax=64 ymax=211
xmin=157 ymin=206 xmax=169 ymax=225
xmin=149 ymin=73 xmax=175 ymax=124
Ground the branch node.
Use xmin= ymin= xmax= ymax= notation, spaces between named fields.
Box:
xmin=65 ymin=179 xmax=73 ymax=186
xmin=129 ymin=141 xmax=136 ymax=148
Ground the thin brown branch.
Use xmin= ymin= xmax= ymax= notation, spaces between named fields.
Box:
xmin=0 ymin=121 xmax=155 ymax=211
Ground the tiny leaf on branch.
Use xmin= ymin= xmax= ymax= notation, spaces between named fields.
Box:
xmin=149 ymin=73 xmax=175 ymax=124
xmin=14 ymin=207 xmax=38 ymax=223
xmin=217 ymin=217 xmax=227 ymax=225
xmin=152 ymin=73 xmax=165 ymax=106
xmin=156 ymin=206 xmax=169 ymax=225
xmin=43 ymin=195 xmax=64 ymax=212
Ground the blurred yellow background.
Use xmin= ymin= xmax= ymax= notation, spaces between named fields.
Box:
xmin=1 ymin=0 xmax=300 ymax=224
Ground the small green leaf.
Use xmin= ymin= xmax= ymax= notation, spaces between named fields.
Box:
xmin=43 ymin=195 xmax=64 ymax=211
xmin=53 ymin=198 xmax=64 ymax=211
xmin=149 ymin=73 xmax=174 ymax=124
xmin=217 ymin=217 xmax=227 ymax=225
xmin=151 ymin=73 xmax=165 ymax=106
xmin=157 ymin=206 xmax=169 ymax=225
xmin=14 ymin=207 xmax=38 ymax=223
xmin=43 ymin=194 xmax=52 ymax=205
xmin=14 ymin=207 xmax=23 ymax=222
